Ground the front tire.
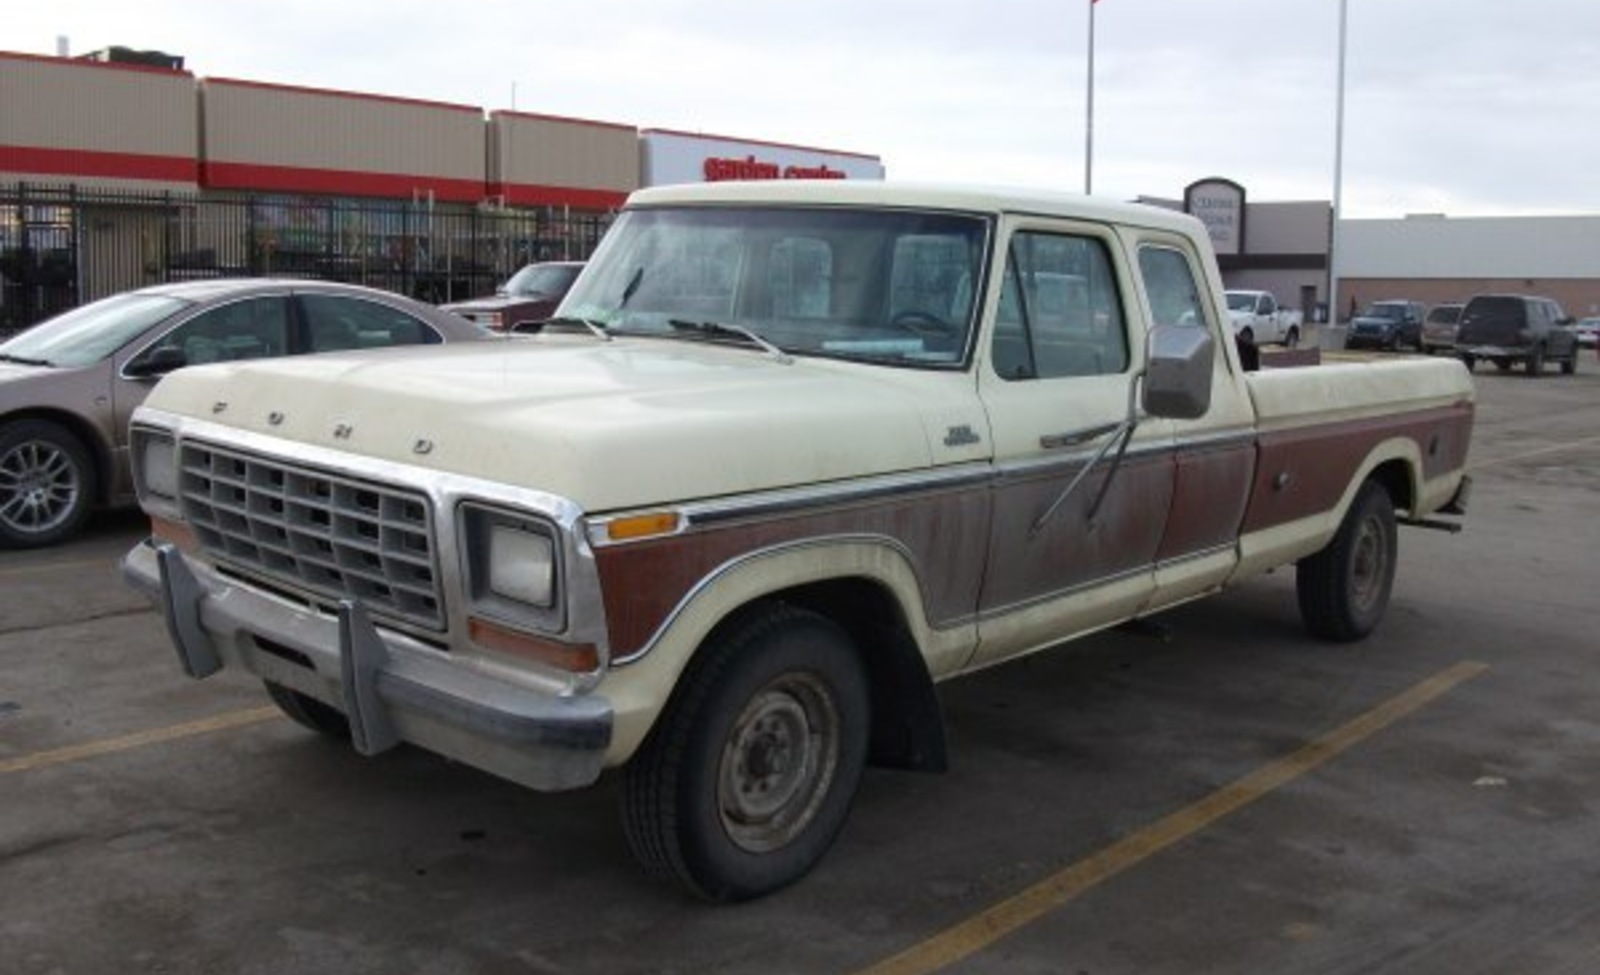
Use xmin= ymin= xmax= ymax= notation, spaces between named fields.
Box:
xmin=1284 ymin=326 xmax=1301 ymax=348
xmin=1296 ymin=480 xmax=1398 ymax=642
xmin=622 ymin=603 xmax=870 ymax=902
xmin=0 ymin=419 xmax=96 ymax=549
xmin=1526 ymin=345 xmax=1544 ymax=377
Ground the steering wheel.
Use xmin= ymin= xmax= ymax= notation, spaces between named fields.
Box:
xmin=889 ymin=309 xmax=955 ymax=336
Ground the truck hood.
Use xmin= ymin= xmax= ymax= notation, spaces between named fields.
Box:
xmin=139 ymin=335 xmax=978 ymax=512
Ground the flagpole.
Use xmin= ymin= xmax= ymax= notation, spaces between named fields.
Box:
xmin=1085 ymin=0 xmax=1096 ymax=195
xmin=1329 ymin=0 xmax=1348 ymax=326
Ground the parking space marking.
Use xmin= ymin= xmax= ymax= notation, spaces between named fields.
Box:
xmin=853 ymin=660 xmax=1489 ymax=975
xmin=0 ymin=555 xmax=123 ymax=579
xmin=0 ymin=707 xmax=282 ymax=775
xmin=1468 ymin=432 xmax=1600 ymax=471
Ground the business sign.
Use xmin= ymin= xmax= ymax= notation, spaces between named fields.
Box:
xmin=1184 ymin=178 xmax=1246 ymax=256
xmin=641 ymin=129 xmax=885 ymax=187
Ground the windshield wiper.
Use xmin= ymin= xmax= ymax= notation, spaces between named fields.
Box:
xmin=668 ymin=319 xmax=793 ymax=364
xmin=537 ymin=317 xmax=613 ymax=341
xmin=0 ymin=353 xmax=52 ymax=367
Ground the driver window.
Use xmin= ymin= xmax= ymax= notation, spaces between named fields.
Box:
xmin=991 ymin=231 xmax=1127 ymax=381
xmin=167 ymin=297 xmax=290 ymax=364
xmin=1138 ymin=245 xmax=1211 ymax=330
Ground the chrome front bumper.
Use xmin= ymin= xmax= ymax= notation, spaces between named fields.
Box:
xmin=122 ymin=538 xmax=612 ymax=791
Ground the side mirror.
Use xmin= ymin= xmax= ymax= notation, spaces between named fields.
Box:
xmin=1144 ymin=325 xmax=1214 ymax=419
xmin=125 ymin=345 xmax=188 ymax=377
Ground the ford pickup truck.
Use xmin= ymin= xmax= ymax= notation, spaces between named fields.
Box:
xmin=122 ymin=182 xmax=1474 ymax=902
xmin=1225 ymin=289 xmax=1304 ymax=347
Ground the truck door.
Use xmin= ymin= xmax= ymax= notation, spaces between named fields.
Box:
xmin=971 ymin=221 xmax=1173 ymax=668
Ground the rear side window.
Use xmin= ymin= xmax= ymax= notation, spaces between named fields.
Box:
xmin=298 ymin=294 xmax=443 ymax=351
xmin=1462 ymin=296 xmax=1524 ymax=328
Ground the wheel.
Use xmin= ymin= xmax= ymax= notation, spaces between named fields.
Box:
xmin=1526 ymin=345 xmax=1544 ymax=377
xmin=1458 ymin=353 xmax=1475 ymax=372
xmin=1239 ymin=327 xmax=1256 ymax=346
xmin=621 ymin=603 xmax=870 ymax=902
xmin=264 ymin=682 xmax=351 ymax=739
xmin=1494 ymin=358 xmax=1511 ymax=372
xmin=1284 ymin=326 xmax=1301 ymax=348
xmin=1560 ymin=348 xmax=1576 ymax=375
xmin=0 ymin=419 xmax=96 ymax=549
xmin=1296 ymin=480 xmax=1397 ymax=642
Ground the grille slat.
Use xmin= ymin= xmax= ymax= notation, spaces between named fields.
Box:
xmin=179 ymin=442 xmax=444 ymax=631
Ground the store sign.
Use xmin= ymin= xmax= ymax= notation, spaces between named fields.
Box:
xmin=1185 ymin=178 xmax=1246 ymax=256
xmin=703 ymin=155 xmax=847 ymax=181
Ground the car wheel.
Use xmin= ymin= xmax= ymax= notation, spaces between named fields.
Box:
xmin=621 ymin=603 xmax=869 ymax=902
xmin=1526 ymin=345 xmax=1544 ymax=377
xmin=264 ymin=682 xmax=352 ymax=738
xmin=1238 ymin=327 xmax=1255 ymax=346
xmin=0 ymin=419 xmax=97 ymax=549
xmin=1284 ymin=326 xmax=1300 ymax=348
xmin=1560 ymin=348 xmax=1577 ymax=375
xmin=1494 ymin=358 xmax=1512 ymax=372
xmin=1458 ymin=353 xmax=1474 ymax=371
xmin=1296 ymin=480 xmax=1397 ymax=642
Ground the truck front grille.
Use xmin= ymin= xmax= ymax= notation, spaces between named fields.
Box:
xmin=177 ymin=442 xmax=444 ymax=631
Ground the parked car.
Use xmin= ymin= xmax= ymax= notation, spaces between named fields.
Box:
xmin=440 ymin=261 xmax=584 ymax=331
xmin=1223 ymin=289 xmax=1302 ymax=346
xmin=1454 ymin=293 xmax=1579 ymax=377
xmin=1571 ymin=316 xmax=1600 ymax=349
xmin=1420 ymin=303 xmax=1464 ymax=354
xmin=1344 ymin=299 xmax=1426 ymax=351
xmin=0 ymin=278 xmax=491 ymax=548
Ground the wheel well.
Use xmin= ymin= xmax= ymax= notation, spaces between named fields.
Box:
xmin=1 ymin=408 xmax=113 ymax=504
xmin=720 ymin=579 xmax=948 ymax=773
xmin=1366 ymin=458 xmax=1414 ymax=515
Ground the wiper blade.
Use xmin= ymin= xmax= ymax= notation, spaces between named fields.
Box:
xmin=534 ymin=317 xmax=612 ymax=341
xmin=0 ymin=353 xmax=52 ymax=366
xmin=668 ymin=319 xmax=793 ymax=364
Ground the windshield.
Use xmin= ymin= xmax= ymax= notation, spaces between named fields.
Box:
xmin=1364 ymin=303 xmax=1405 ymax=320
xmin=1224 ymin=292 xmax=1255 ymax=311
xmin=559 ymin=206 xmax=990 ymax=367
xmin=0 ymin=292 xmax=190 ymax=367
xmin=503 ymin=263 xmax=581 ymax=298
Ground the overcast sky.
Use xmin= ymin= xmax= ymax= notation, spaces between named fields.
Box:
xmin=13 ymin=0 xmax=1599 ymax=218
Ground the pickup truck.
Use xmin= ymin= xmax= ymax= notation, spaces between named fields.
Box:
xmin=122 ymin=182 xmax=1474 ymax=902
xmin=1224 ymin=289 xmax=1304 ymax=347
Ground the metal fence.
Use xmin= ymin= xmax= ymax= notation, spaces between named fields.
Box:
xmin=1 ymin=182 xmax=613 ymax=334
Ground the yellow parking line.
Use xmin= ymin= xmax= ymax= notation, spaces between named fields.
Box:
xmin=854 ymin=660 xmax=1489 ymax=975
xmin=0 ymin=706 xmax=282 ymax=775
xmin=0 ymin=556 xmax=120 ymax=579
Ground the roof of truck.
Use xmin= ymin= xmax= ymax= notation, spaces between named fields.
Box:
xmin=627 ymin=180 xmax=1207 ymax=237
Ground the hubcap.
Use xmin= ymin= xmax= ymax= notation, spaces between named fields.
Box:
xmin=0 ymin=438 xmax=81 ymax=535
xmin=717 ymin=674 xmax=840 ymax=854
xmin=1349 ymin=516 xmax=1387 ymax=612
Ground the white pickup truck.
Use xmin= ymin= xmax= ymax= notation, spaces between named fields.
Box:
xmin=1225 ymin=289 xmax=1304 ymax=347
xmin=123 ymin=182 xmax=1474 ymax=901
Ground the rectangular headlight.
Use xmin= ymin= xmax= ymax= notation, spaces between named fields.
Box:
xmin=489 ymin=524 xmax=555 ymax=607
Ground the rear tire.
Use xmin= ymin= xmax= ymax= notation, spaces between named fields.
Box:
xmin=1526 ymin=345 xmax=1544 ymax=377
xmin=1297 ymin=480 xmax=1397 ymax=642
xmin=621 ymin=603 xmax=869 ymax=902
xmin=1284 ymin=326 xmax=1300 ymax=348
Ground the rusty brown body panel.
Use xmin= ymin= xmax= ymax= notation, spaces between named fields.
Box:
xmin=593 ymin=485 xmax=992 ymax=658
xmin=1242 ymin=403 xmax=1474 ymax=534
xmin=1158 ymin=438 xmax=1255 ymax=562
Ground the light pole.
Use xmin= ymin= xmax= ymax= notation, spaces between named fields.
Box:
xmin=1329 ymin=0 xmax=1349 ymax=328
xmin=1085 ymin=0 xmax=1097 ymax=195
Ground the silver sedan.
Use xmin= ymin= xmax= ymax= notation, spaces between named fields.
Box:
xmin=0 ymin=278 xmax=491 ymax=548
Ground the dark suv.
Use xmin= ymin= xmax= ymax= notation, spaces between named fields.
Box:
xmin=1455 ymin=294 xmax=1578 ymax=377
xmin=441 ymin=261 xmax=583 ymax=332
xmin=1344 ymin=299 xmax=1426 ymax=351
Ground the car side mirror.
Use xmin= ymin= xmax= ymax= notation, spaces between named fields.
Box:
xmin=125 ymin=345 xmax=188 ymax=377
xmin=1143 ymin=324 xmax=1214 ymax=420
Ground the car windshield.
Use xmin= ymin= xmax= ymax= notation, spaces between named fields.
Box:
xmin=559 ymin=206 xmax=990 ymax=368
xmin=1365 ymin=304 xmax=1405 ymax=320
xmin=0 ymin=292 xmax=190 ymax=367
xmin=502 ymin=264 xmax=581 ymax=298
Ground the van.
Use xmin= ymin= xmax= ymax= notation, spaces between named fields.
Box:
xmin=1454 ymin=294 xmax=1578 ymax=376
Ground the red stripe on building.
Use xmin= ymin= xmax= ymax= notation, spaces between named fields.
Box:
xmin=202 ymin=161 xmax=486 ymax=203
xmin=492 ymin=182 xmax=630 ymax=210
xmin=0 ymin=145 xmax=198 ymax=183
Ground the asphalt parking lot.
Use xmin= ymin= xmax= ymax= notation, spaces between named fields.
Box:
xmin=4 ymin=353 xmax=1599 ymax=974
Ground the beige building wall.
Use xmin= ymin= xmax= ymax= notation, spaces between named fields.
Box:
xmin=199 ymin=78 xmax=486 ymax=201
xmin=0 ymin=52 xmax=198 ymax=189
xmin=489 ymin=112 xmax=639 ymax=209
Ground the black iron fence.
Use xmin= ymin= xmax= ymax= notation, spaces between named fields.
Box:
xmin=1 ymin=182 xmax=613 ymax=335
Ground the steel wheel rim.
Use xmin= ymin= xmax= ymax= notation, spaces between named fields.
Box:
xmin=0 ymin=437 xmax=81 ymax=534
xmin=1349 ymin=515 xmax=1388 ymax=612
xmin=717 ymin=673 xmax=840 ymax=854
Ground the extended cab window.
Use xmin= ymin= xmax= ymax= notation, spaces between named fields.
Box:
xmin=991 ymin=231 xmax=1127 ymax=381
xmin=1138 ymin=245 xmax=1211 ymax=330
xmin=561 ymin=206 xmax=989 ymax=368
